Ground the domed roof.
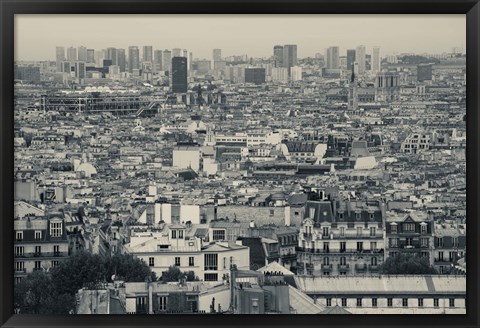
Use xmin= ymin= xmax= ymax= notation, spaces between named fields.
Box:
xmin=76 ymin=162 xmax=97 ymax=177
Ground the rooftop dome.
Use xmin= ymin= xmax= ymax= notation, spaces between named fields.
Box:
xmin=76 ymin=162 xmax=97 ymax=177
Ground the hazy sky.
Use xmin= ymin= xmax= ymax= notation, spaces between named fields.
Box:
xmin=15 ymin=15 xmax=466 ymax=61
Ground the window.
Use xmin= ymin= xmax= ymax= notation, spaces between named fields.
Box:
xmin=403 ymin=223 xmax=415 ymax=232
xmin=204 ymin=254 xmax=218 ymax=271
xmin=34 ymin=261 xmax=41 ymax=270
xmin=434 ymin=298 xmax=439 ymax=307
xmin=16 ymin=231 xmax=23 ymax=241
xmin=189 ymin=257 xmax=195 ymax=267
xmin=356 ymin=227 xmax=362 ymax=237
xmin=14 ymin=246 xmax=24 ymax=256
xmin=391 ymin=224 xmax=397 ymax=234
xmin=370 ymin=242 xmax=377 ymax=251
xmin=50 ymin=222 xmax=62 ymax=237
xmin=437 ymin=237 xmax=444 ymax=247
xmin=356 ymin=213 xmax=361 ymax=220
xmin=449 ymin=251 xmax=455 ymax=262
xmin=369 ymin=227 xmax=376 ymax=237
xmin=421 ymin=238 xmax=428 ymax=248
xmin=323 ymin=257 xmax=330 ymax=265
xmin=357 ymin=242 xmax=363 ymax=252
xmin=371 ymin=257 xmax=378 ymax=266
xmin=172 ymin=230 xmax=177 ymax=239
xmin=340 ymin=257 xmax=346 ymax=265
xmin=340 ymin=227 xmax=345 ymax=237
xmin=212 ymin=230 xmax=226 ymax=241
xmin=406 ymin=238 xmax=413 ymax=246
xmin=204 ymin=273 xmax=218 ymax=281
xmin=438 ymin=251 xmax=444 ymax=261
xmin=340 ymin=242 xmax=346 ymax=252
xmin=356 ymin=298 xmax=362 ymax=307
xmin=149 ymin=257 xmax=154 ymax=267
xmin=339 ymin=213 xmax=344 ymax=220
xmin=369 ymin=213 xmax=375 ymax=220
xmin=15 ymin=261 xmax=24 ymax=272
xmin=449 ymin=298 xmax=455 ymax=307
xmin=387 ymin=298 xmax=393 ymax=307
xmin=178 ymin=230 xmax=184 ymax=239
xmin=35 ymin=246 xmax=41 ymax=255
xmin=402 ymin=298 xmax=408 ymax=307
xmin=35 ymin=231 xmax=42 ymax=240
xmin=175 ymin=257 xmax=181 ymax=266
xmin=54 ymin=245 xmax=60 ymax=255
xmin=159 ymin=296 xmax=167 ymax=311
xmin=341 ymin=298 xmax=347 ymax=307
xmin=322 ymin=227 xmax=329 ymax=237
xmin=418 ymin=298 xmax=424 ymax=307
xmin=372 ymin=298 xmax=377 ymax=307
xmin=421 ymin=224 xmax=427 ymax=233
xmin=323 ymin=242 xmax=329 ymax=253
xmin=51 ymin=260 xmax=59 ymax=267
xmin=390 ymin=238 xmax=398 ymax=248
xmin=326 ymin=298 xmax=332 ymax=307
xmin=15 ymin=277 xmax=23 ymax=285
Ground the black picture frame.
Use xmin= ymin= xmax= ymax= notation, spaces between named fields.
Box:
xmin=1 ymin=0 xmax=479 ymax=327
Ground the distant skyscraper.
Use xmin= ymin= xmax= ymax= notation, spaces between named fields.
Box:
xmin=372 ymin=47 xmax=381 ymax=73
xmin=183 ymin=49 xmax=188 ymax=58
xmin=283 ymin=45 xmax=297 ymax=76
xmin=326 ymin=46 xmax=340 ymax=69
xmin=77 ymin=46 xmax=87 ymax=62
xmin=67 ymin=47 xmax=77 ymax=62
xmin=347 ymin=49 xmax=356 ymax=72
xmin=171 ymin=57 xmax=188 ymax=93
xmin=244 ymin=68 xmax=266 ymax=85
xmin=86 ymin=49 xmax=95 ymax=63
xmin=117 ymin=49 xmax=126 ymax=72
xmin=106 ymin=48 xmax=118 ymax=65
xmin=356 ymin=45 xmax=366 ymax=74
xmin=143 ymin=46 xmax=153 ymax=62
xmin=273 ymin=45 xmax=284 ymax=68
xmin=189 ymin=52 xmax=193 ymax=72
xmin=74 ymin=61 xmax=86 ymax=79
xmin=163 ymin=50 xmax=172 ymax=73
xmin=128 ymin=46 xmax=140 ymax=73
xmin=56 ymin=46 xmax=65 ymax=72
xmin=172 ymin=48 xmax=182 ymax=58
xmin=154 ymin=50 xmax=163 ymax=72
xmin=213 ymin=49 xmax=222 ymax=61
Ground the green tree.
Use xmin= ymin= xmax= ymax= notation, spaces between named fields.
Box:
xmin=161 ymin=266 xmax=184 ymax=282
xmin=379 ymin=253 xmax=437 ymax=275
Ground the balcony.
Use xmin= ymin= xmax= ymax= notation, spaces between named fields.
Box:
xmin=369 ymin=265 xmax=379 ymax=272
xmin=355 ymin=263 xmax=367 ymax=271
xmin=14 ymin=268 xmax=26 ymax=273
xmin=15 ymin=252 xmax=67 ymax=258
xmin=337 ymin=264 xmax=350 ymax=271
xmin=322 ymin=264 xmax=332 ymax=271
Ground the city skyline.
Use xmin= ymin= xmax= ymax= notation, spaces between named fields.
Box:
xmin=15 ymin=15 xmax=465 ymax=61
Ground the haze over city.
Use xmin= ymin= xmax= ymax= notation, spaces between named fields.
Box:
xmin=15 ymin=14 xmax=465 ymax=61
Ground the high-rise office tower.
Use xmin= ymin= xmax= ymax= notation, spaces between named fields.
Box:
xmin=283 ymin=45 xmax=297 ymax=76
xmin=117 ymin=49 xmax=126 ymax=72
xmin=77 ymin=46 xmax=88 ymax=62
xmin=182 ymin=49 xmax=188 ymax=58
xmin=171 ymin=57 xmax=188 ymax=93
xmin=290 ymin=66 xmax=303 ymax=81
xmin=244 ymin=68 xmax=266 ymax=85
xmin=128 ymin=46 xmax=140 ymax=73
xmin=74 ymin=61 xmax=86 ymax=79
xmin=154 ymin=50 xmax=163 ymax=72
xmin=347 ymin=49 xmax=356 ymax=72
xmin=86 ymin=49 xmax=95 ymax=63
xmin=163 ymin=50 xmax=172 ymax=73
xmin=326 ymin=46 xmax=340 ymax=69
xmin=143 ymin=46 xmax=153 ymax=62
xmin=172 ymin=48 xmax=182 ymax=58
xmin=372 ymin=47 xmax=381 ymax=73
xmin=356 ymin=45 xmax=366 ymax=74
xmin=189 ymin=52 xmax=193 ymax=72
xmin=67 ymin=47 xmax=77 ymax=62
xmin=56 ymin=46 xmax=65 ymax=72
xmin=273 ymin=45 xmax=284 ymax=67
xmin=106 ymin=48 xmax=118 ymax=65
xmin=213 ymin=49 xmax=222 ymax=61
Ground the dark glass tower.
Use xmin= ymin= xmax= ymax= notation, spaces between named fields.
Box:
xmin=172 ymin=57 xmax=188 ymax=93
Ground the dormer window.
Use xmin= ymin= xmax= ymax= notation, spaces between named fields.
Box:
xmin=50 ymin=222 xmax=62 ymax=238
xmin=339 ymin=213 xmax=344 ymax=220
xmin=178 ymin=230 xmax=184 ymax=239
xmin=356 ymin=212 xmax=361 ymax=220
xmin=16 ymin=231 xmax=23 ymax=241
xmin=309 ymin=208 xmax=315 ymax=219
xmin=172 ymin=230 xmax=177 ymax=239
xmin=391 ymin=223 xmax=397 ymax=234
